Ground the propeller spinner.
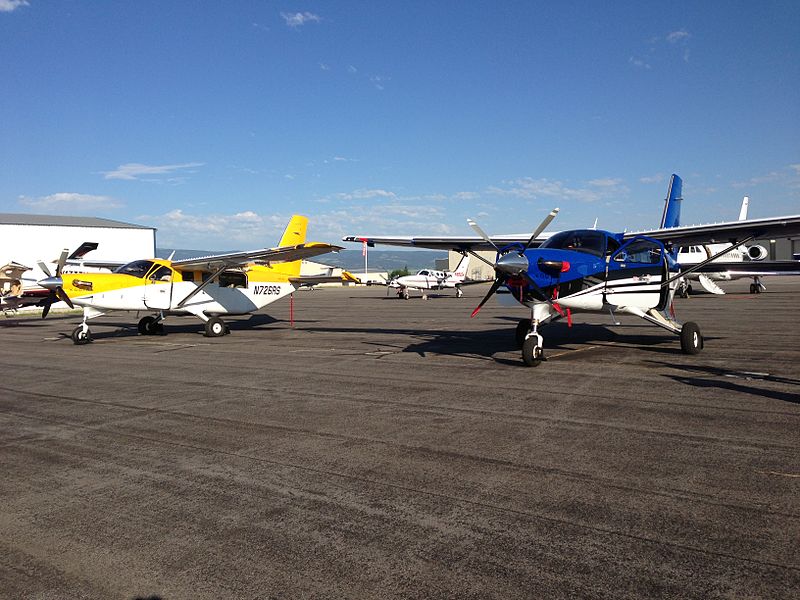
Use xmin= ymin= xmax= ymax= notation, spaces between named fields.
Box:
xmin=469 ymin=208 xmax=559 ymax=317
xmin=37 ymin=249 xmax=74 ymax=317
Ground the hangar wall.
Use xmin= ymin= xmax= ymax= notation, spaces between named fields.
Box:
xmin=0 ymin=214 xmax=156 ymax=268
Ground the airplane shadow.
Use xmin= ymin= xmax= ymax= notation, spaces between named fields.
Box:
xmin=301 ymin=320 xmax=693 ymax=365
xmin=47 ymin=313 xmax=284 ymax=342
xmin=645 ymin=361 xmax=800 ymax=405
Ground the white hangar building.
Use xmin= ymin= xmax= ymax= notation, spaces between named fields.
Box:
xmin=0 ymin=213 xmax=156 ymax=269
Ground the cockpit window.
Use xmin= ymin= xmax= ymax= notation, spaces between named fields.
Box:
xmin=539 ymin=230 xmax=607 ymax=257
xmin=149 ymin=265 xmax=173 ymax=281
xmin=419 ymin=270 xmax=429 ymax=276
xmin=115 ymin=260 xmax=155 ymax=278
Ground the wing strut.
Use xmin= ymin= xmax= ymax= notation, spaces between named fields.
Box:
xmin=661 ymin=235 xmax=756 ymax=288
xmin=175 ymin=264 xmax=231 ymax=308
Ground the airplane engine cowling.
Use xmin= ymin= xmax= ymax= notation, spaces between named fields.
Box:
xmin=747 ymin=244 xmax=768 ymax=261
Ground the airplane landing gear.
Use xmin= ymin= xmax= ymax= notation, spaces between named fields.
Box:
xmin=680 ymin=321 xmax=703 ymax=354
xmin=138 ymin=315 xmax=164 ymax=336
xmin=520 ymin=319 xmax=544 ymax=367
xmin=204 ymin=316 xmax=228 ymax=337
xmin=522 ymin=335 xmax=544 ymax=367
xmin=515 ymin=318 xmax=532 ymax=348
xmin=71 ymin=324 xmax=92 ymax=345
xmin=456 ymin=287 xmax=463 ymax=298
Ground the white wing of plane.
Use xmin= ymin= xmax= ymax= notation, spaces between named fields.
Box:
xmin=171 ymin=242 xmax=343 ymax=270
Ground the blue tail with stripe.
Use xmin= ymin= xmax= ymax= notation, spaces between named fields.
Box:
xmin=660 ymin=174 xmax=682 ymax=229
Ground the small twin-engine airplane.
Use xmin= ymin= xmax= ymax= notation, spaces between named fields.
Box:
xmin=378 ymin=255 xmax=485 ymax=298
xmin=675 ymin=197 xmax=800 ymax=295
xmin=345 ymin=175 xmax=800 ymax=366
xmin=38 ymin=215 xmax=343 ymax=344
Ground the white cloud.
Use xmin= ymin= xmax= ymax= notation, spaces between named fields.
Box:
xmin=788 ymin=164 xmax=800 ymax=175
xmin=639 ymin=173 xmax=665 ymax=184
xmin=667 ymin=29 xmax=690 ymax=43
xmin=319 ymin=62 xmax=330 ymax=71
xmin=0 ymin=0 xmax=29 ymax=12
xmin=453 ymin=191 xmax=479 ymax=200
xmin=102 ymin=162 xmax=204 ymax=181
xmin=18 ymin=192 xmax=122 ymax=211
xmin=347 ymin=65 xmax=358 ymax=74
xmin=141 ymin=209 xmax=287 ymax=248
xmin=333 ymin=188 xmax=397 ymax=201
xmin=629 ymin=56 xmax=651 ymax=70
xmin=588 ymin=178 xmax=623 ymax=187
xmin=280 ymin=11 xmax=321 ymax=28
xmin=487 ymin=177 xmax=628 ymax=203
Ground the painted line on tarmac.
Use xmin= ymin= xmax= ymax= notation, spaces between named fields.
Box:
xmin=756 ymin=470 xmax=800 ymax=478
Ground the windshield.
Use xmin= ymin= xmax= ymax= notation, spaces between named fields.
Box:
xmin=539 ymin=230 xmax=608 ymax=257
xmin=114 ymin=260 xmax=155 ymax=278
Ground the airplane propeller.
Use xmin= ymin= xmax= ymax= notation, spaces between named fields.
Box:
xmin=469 ymin=208 xmax=559 ymax=317
xmin=37 ymin=249 xmax=74 ymax=318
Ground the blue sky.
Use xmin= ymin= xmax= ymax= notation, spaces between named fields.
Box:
xmin=1 ymin=1 xmax=798 ymax=249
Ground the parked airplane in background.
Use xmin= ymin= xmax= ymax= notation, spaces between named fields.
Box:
xmin=676 ymin=195 xmax=800 ymax=295
xmin=38 ymin=215 xmax=343 ymax=344
xmin=345 ymin=175 xmax=800 ymax=366
xmin=1 ymin=243 xmax=113 ymax=315
xmin=379 ymin=254 xmax=486 ymax=298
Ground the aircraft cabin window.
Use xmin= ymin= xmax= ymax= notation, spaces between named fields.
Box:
xmin=419 ymin=270 xmax=429 ymax=276
xmin=540 ymin=230 xmax=608 ymax=257
xmin=149 ymin=265 xmax=173 ymax=282
xmin=115 ymin=260 xmax=155 ymax=278
xmin=615 ymin=239 xmax=663 ymax=264
xmin=219 ymin=270 xmax=247 ymax=288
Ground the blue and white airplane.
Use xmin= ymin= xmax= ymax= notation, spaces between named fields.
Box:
xmin=345 ymin=175 xmax=800 ymax=366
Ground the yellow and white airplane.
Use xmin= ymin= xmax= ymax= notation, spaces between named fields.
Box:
xmin=38 ymin=215 xmax=343 ymax=344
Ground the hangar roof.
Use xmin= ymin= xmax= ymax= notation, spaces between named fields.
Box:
xmin=0 ymin=213 xmax=155 ymax=230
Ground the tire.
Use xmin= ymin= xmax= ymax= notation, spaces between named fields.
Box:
xmin=71 ymin=326 xmax=92 ymax=345
xmin=680 ymin=321 xmax=703 ymax=355
xmin=138 ymin=316 xmax=156 ymax=335
xmin=515 ymin=319 xmax=532 ymax=349
xmin=521 ymin=337 xmax=544 ymax=367
xmin=205 ymin=316 xmax=226 ymax=337
xmin=749 ymin=283 xmax=756 ymax=294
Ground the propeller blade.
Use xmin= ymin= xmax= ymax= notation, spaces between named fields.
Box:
xmin=55 ymin=249 xmax=69 ymax=277
xmin=467 ymin=218 xmax=499 ymax=251
xmin=37 ymin=260 xmax=52 ymax=278
xmin=55 ymin=286 xmax=74 ymax=309
xmin=524 ymin=207 xmax=559 ymax=250
xmin=470 ymin=278 xmax=504 ymax=318
xmin=40 ymin=294 xmax=53 ymax=319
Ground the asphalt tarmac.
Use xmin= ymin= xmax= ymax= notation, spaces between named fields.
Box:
xmin=1 ymin=278 xmax=798 ymax=599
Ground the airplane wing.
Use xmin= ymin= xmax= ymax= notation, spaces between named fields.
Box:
xmin=171 ymin=242 xmax=343 ymax=270
xmin=342 ymin=234 xmax=548 ymax=251
xmin=289 ymin=270 xmax=361 ymax=287
xmin=691 ymin=260 xmax=800 ymax=277
xmin=626 ymin=214 xmax=800 ymax=246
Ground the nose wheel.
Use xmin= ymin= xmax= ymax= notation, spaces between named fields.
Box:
xmin=519 ymin=318 xmax=545 ymax=367
xmin=71 ymin=325 xmax=92 ymax=345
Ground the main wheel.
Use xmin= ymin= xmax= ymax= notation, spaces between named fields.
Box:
xmin=402 ymin=289 xmax=409 ymax=300
xmin=205 ymin=316 xmax=226 ymax=337
xmin=138 ymin=316 xmax=157 ymax=335
xmin=680 ymin=321 xmax=703 ymax=355
xmin=515 ymin=319 xmax=532 ymax=349
xmin=522 ymin=337 xmax=544 ymax=367
xmin=71 ymin=326 xmax=92 ymax=345
xmin=749 ymin=283 xmax=757 ymax=294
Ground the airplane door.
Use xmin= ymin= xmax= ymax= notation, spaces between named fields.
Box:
xmin=144 ymin=265 xmax=174 ymax=309
xmin=606 ymin=237 xmax=665 ymax=309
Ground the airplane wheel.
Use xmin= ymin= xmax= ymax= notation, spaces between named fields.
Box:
xmin=71 ymin=326 xmax=92 ymax=345
xmin=749 ymin=283 xmax=756 ymax=294
xmin=680 ymin=321 xmax=703 ymax=355
xmin=138 ymin=316 xmax=157 ymax=335
xmin=402 ymin=290 xmax=409 ymax=300
xmin=515 ymin=319 xmax=532 ymax=348
xmin=522 ymin=337 xmax=544 ymax=367
xmin=205 ymin=317 xmax=226 ymax=337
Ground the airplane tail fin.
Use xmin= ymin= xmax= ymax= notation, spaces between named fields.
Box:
xmin=738 ymin=196 xmax=749 ymax=221
xmin=450 ymin=254 xmax=470 ymax=280
xmin=660 ymin=174 xmax=682 ymax=229
xmin=274 ymin=215 xmax=309 ymax=277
